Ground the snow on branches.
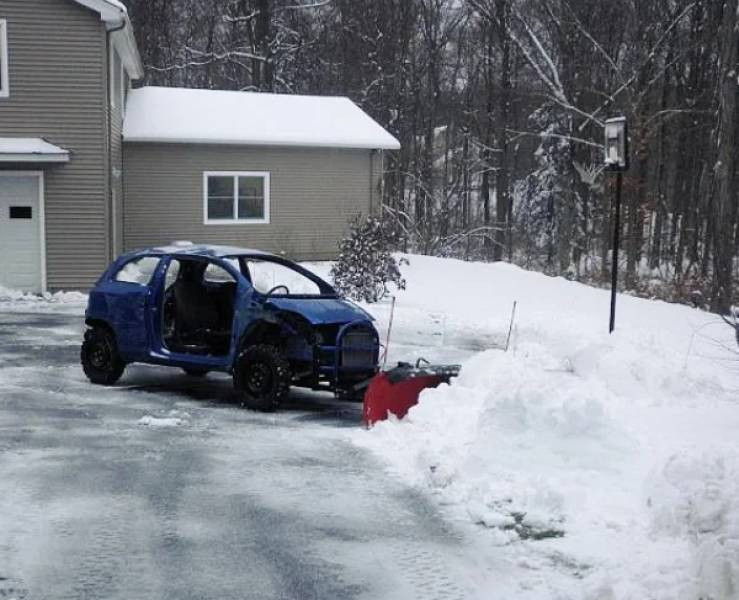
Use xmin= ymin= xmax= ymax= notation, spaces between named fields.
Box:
xmin=330 ymin=215 xmax=408 ymax=304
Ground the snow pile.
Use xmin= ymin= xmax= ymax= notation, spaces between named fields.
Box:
xmin=390 ymin=348 xmax=635 ymax=535
xmin=0 ymin=285 xmax=87 ymax=313
xmin=352 ymin=254 xmax=739 ymax=599
xmin=646 ymin=452 xmax=739 ymax=600
xmin=138 ymin=411 xmax=190 ymax=429
xmin=0 ymin=285 xmax=85 ymax=304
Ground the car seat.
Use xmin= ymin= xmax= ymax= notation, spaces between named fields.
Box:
xmin=172 ymin=264 xmax=224 ymax=352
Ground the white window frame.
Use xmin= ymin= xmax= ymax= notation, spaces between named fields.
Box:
xmin=203 ymin=171 xmax=271 ymax=225
xmin=0 ymin=20 xmax=9 ymax=98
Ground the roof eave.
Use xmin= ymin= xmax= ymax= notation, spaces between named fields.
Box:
xmin=72 ymin=0 xmax=144 ymax=80
xmin=0 ymin=153 xmax=70 ymax=163
xmin=73 ymin=0 xmax=121 ymax=22
xmin=122 ymin=136 xmax=401 ymax=151
xmin=109 ymin=15 xmax=144 ymax=80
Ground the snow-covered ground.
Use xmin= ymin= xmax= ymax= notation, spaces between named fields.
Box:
xmin=0 ymin=285 xmax=86 ymax=314
xmin=317 ymin=255 xmax=738 ymax=600
xmin=1 ymin=255 xmax=738 ymax=599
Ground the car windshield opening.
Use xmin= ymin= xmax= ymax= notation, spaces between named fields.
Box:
xmin=243 ymin=258 xmax=324 ymax=296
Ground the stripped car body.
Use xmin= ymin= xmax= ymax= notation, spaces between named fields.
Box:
xmin=81 ymin=244 xmax=380 ymax=410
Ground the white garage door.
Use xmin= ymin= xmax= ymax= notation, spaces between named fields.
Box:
xmin=0 ymin=174 xmax=43 ymax=293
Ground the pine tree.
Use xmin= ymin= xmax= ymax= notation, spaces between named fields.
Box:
xmin=330 ymin=215 xmax=408 ymax=303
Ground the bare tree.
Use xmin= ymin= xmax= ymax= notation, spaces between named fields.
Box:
xmin=711 ymin=0 xmax=739 ymax=313
xmin=124 ymin=0 xmax=739 ymax=312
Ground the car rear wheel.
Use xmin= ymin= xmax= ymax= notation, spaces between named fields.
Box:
xmin=234 ymin=344 xmax=290 ymax=412
xmin=81 ymin=326 xmax=126 ymax=385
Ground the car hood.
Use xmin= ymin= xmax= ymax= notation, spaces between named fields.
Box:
xmin=265 ymin=297 xmax=373 ymax=325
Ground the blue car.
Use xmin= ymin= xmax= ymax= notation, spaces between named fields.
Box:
xmin=81 ymin=244 xmax=380 ymax=411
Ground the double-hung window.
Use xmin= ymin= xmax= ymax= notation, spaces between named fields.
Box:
xmin=0 ymin=20 xmax=9 ymax=98
xmin=204 ymin=171 xmax=270 ymax=225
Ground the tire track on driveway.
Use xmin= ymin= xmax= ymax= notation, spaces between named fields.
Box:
xmin=0 ymin=311 xmax=489 ymax=600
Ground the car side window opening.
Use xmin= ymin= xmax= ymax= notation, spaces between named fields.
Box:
xmin=246 ymin=259 xmax=321 ymax=296
xmin=114 ymin=256 xmax=160 ymax=285
xmin=161 ymin=258 xmax=237 ymax=356
xmin=204 ymin=260 xmax=238 ymax=284
xmin=163 ymin=258 xmax=181 ymax=291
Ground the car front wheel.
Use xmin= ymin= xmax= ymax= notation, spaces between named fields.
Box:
xmin=81 ymin=326 xmax=126 ymax=385
xmin=233 ymin=344 xmax=290 ymax=412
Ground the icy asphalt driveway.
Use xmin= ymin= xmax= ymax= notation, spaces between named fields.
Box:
xmin=0 ymin=312 xmax=482 ymax=600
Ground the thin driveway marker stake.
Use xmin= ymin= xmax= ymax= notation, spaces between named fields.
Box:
xmin=505 ymin=301 xmax=517 ymax=352
xmin=382 ymin=295 xmax=396 ymax=369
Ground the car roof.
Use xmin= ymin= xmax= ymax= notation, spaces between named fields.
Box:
xmin=129 ymin=244 xmax=278 ymax=260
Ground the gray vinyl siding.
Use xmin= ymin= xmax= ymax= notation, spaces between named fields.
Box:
xmin=123 ymin=143 xmax=376 ymax=260
xmin=0 ymin=0 xmax=108 ymax=290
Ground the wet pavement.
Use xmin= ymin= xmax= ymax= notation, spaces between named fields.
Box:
xmin=0 ymin=311 xmax=483 ymax=600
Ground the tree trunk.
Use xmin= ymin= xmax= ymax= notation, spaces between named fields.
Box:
xmin=254 ymin=0 xmax=273 ymax=91
xmin=493 ymin=0 xmax=511 ymax=262
xmin=481 ymin=17 xmax=495 ymax=260
xmin=711 ymin=0 xmax=739 ymax=313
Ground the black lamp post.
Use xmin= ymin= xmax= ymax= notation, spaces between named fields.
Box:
xmin=604 ymin=117 xmax=629 ymax=333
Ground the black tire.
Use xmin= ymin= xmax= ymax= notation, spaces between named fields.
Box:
xmin=81 ymin=326 xmax=126 ymax=385
xmin=182 ymin=367 xmax=209 ymax=377
xmin=233 ymin=344 xmax=291 ymax=412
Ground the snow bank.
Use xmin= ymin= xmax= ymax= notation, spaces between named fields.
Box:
xmin=138 ymin=416 xmax=184 ymax=428
xmin=138 ymin=411 xmax=190 ymax=429
xmin=0 ymin=285 xmax=87 ymax=314
xmin=352 ymin=255 xmax=739 ymax=599
xmin=0 ymin=285 xmax=85 ymax=304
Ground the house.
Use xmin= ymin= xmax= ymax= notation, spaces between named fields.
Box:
xmin=121 ymin=87 xmax=398 ymax=262
xmin=0 ymin=0 xmax=399 ymax=293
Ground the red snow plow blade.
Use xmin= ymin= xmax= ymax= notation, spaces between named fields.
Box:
xmin=362 ymin=361 xmax=460 ymax=427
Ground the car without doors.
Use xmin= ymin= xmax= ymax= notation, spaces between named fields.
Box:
xmin=81 ymin=244 xmax=380 ymax=411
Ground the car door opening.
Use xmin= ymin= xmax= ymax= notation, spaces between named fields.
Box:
xmin=162 ymin=259 xmax=236 ymax=355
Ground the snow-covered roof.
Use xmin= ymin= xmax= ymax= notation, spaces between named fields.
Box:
xmin=70 ymin=0 xmax=144 ymax=79
xmin=0 ymin=138 xmax=70 ymax=163
xmin=123 ymin=87 xmax=401 ymax=151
